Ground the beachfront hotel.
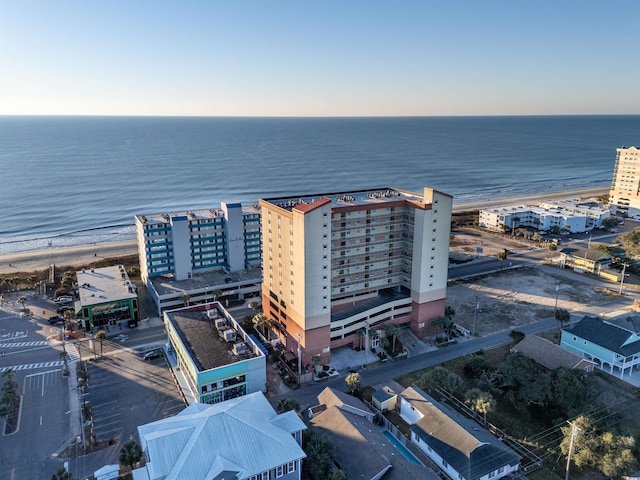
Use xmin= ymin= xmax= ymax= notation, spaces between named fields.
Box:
xmin=479 ymin=198 xmax=610 ymax=233
xmin=134 ymin=203 xmax=262 ymax=314
xmin=609 ymin=146 xmax=640 ymax=218
xmin=259 ymin=187 xmax=452 ymax=366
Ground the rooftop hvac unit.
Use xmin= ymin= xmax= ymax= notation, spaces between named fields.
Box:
xmin=215 ymin=318 xmax=226 ymax=330
xmin=223 ymin=329 xmax=236 ymax=342
xmin=207 ymin=309 xmax=219 ymax=320
xmin=232 ymin=343 xmax=246 ymax=356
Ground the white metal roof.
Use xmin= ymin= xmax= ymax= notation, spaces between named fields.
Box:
xmin=135 ymin=392 xmax=306 ymax=480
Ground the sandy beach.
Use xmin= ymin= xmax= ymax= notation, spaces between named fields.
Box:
xmin=0 ymin=187 xmax=609 ymax=275
xmin=0 ymin=240 xmax=138 ymax=275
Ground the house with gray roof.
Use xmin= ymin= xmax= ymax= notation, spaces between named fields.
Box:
xmin=308 ymin=387 xmax=438 ymax=480
xmin=511 ymin=335 xmax=595 ymax=372
xmin=132 ymin=391 xmax=306 ymax=480
xmin=399 ymin=386 xmax=520 ymax=480
xmin=561 ymin=316 xmax=640 ymax=380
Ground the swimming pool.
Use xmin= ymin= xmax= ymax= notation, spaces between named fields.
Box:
xmin=382 ymin=429 xmax=423 ymax=465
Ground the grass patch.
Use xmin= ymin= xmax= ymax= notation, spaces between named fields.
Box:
xmin=361 ymin=386 xmax=376 ymax=403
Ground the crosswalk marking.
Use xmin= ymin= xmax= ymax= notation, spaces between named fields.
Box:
xmin=0 ymin=341 xmax=49 ymax=348
xmin=0 ymin=361 xmax=65 ymax=373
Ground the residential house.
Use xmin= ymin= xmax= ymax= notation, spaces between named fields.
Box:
xmin=557 ymin=246 xmax=620 ymax=281
xmin=399 ymin=386 xmax=520 ymax=480
xmin=511 ymin=335 xmax=595 ymax=372
xmin=560 ymin=316 xmax=640 ymax=380
xmin=308 ymin=387 xmax=437 ymax=480
xmin=132 ymin=392 xmax=306 ymax=480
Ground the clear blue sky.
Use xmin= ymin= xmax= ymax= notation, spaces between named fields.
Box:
xmin=1 ymin=0 xmax=638 ymax=116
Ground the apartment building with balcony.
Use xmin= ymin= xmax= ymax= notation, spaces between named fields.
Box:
xmin=134 ymin=202 xmax=262 ymax=314
xmin=609 ymin=146 xmax=640 ymax=218
xmin=259 ymin=187 xmax=452 ymax=365
xmin=479 ymin=198 xmax=609 ymax=234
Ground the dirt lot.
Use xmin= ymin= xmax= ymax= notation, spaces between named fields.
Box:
xmin=447 ymin=267 xmax=618 ymax=336
xmin=447 ymin=227 xmax=620 ymax=336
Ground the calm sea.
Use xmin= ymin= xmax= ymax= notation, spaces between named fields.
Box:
xmin=1 ymin=115 xmax=638 ymax=254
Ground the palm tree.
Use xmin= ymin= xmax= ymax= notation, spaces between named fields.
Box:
xmin=465 ymin=388 xmax=495 ymax=423
xmin=180 ymin=292 xmax=190 ymax=306
xmin=17 ymin=295 xmax=27 ymax=312
xmin=497 ymin=249 xmax=509 ymax=270
xmin=63 ymin=310 xmax=75 ymax=329
xmin=247 ymin=301 xmax=261 ymax=313
xmin=345 ymin=372 xmax=362 ymax=395
xmin=383 ymin=323 xmax=403 ymax=355
xmin=252 ymin=313 xmax=272 ymax=337
xmin=95 ymin=330 xmax=107 ymax=358
xmin=119 ymin=439 xmax=142 ymax=470
xmin=51 ymin=467 xmax=76 ymax=480
xmin=511 ymin=216 xmax=521 ymax=235
xmin=555 ymin=308 xmax=570 ymax=328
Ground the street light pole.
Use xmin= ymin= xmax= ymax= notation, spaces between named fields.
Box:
xmin=205 ymin=285 xmax=209 ymax=306
xmin=555 ymin=284 xmax=560 ymax=312
xmin=296 ymin=333 xmax=302 ymax=387
xmin=364 ymin=321 xmax=370 ymax=366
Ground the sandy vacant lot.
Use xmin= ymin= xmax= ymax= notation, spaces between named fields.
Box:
xmin=446 ymin=225 xmax=625 ymax=336
xmin=447 ymin=267 xmax=617 ymax=336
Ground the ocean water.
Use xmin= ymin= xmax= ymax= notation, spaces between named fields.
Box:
xmin=1 ymin=115 xmax=638 ymax=254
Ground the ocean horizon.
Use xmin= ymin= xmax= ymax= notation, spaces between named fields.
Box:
xmin=1 ymin=114 xmax=638 ymax=255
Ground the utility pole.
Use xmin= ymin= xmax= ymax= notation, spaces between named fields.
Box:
xmin=619 ymin=262 xmax=629 ymax=295
xmin=296 ymin=333 xmax=302 ymax=387
xmin=472 ymin=296 xmax=479 ymax=336
xmin=565 ymin=421 xmax=580 ymax=480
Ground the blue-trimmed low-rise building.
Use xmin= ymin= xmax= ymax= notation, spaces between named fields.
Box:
xmin=163 ymin=302 xmax=266 ymax=404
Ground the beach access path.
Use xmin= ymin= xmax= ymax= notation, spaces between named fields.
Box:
xmin=0 ymin=187 xmax=609 ymax=275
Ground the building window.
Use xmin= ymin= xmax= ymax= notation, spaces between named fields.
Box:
xmin=276 ymin=465 xmax=284 ymax=477
xmin=287 ymin=462 xmax=296 ymax=473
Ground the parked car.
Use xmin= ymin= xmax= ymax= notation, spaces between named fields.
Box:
xmin=55 ymin=296 xmax=74 ymax=304
xmin=48 ymin=316 xmax=64 ymax=325
xmin=143 ymin=349 xmax=164 ymax=361
xmin=57 ymin=306 xmax=74 ymax=314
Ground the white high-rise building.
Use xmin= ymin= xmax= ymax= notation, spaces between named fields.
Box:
xmin=609 ymin=146 xmax=640 ymax=218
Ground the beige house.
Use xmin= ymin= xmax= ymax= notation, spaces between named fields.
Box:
xmin=558 ymin=246 xmax=620 ymax=281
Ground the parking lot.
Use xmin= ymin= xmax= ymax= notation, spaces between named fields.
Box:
xmin=0 ymin=293 xmax=186 ymax=479
xmin=82 ymin=346 xmax=186 ymax=446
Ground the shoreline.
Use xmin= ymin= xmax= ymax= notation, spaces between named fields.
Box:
xmin=0 ymin=187 xmax=609 ymax=275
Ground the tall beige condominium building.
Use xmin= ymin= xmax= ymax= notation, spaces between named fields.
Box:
xmin=259 ymin=187 xmax=452 ymax=365
xmin=609 ymin=146 xmax=640 ymax=218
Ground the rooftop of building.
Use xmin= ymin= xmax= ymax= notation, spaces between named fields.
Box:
xmin=149 ymin=264 xmax=262 ymax=297
xmin=135 ymin=203 xmax=261 ymax=225
xmin=76 ymin=265 xmax=137 ymax=307
xmin=309 ymin=388 xmax=433 ymax=480
xmin=261 ymin=187 xmax=437 ymax=212
xmin=511 ymin=335 xmax=594 ymax=370
xmin=481 ymin=197 xmax=609 ymax=216
xmin=164 ymin=305 xmax=260 ymax=371
xmin=135 ymin=392 xmax=306 ymax=480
